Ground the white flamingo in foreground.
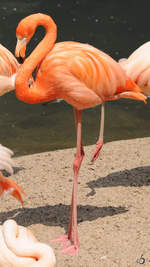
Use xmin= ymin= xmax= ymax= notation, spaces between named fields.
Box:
xmin=119 ymin=41 xmax=150 ymax=96
xmin=0 ymin=44 xmax=25 ymax=205
xmin=0 ymin=219 xmax=56 ymax=267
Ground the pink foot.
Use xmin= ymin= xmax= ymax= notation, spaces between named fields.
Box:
xmin=91 ymin=140 xmax=103 ymax=162
xmin=61 ymin=243 xmax=79 ymax=255
xmin=51 ymin=235 xmax=79 ymax=255
xmin=51 ymin=235 xmax=69 ymax=243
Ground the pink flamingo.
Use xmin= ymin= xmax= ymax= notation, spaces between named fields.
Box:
xmin=14 ymin=13 xmax=146 ymax=254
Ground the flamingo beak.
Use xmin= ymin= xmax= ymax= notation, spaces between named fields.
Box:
xmin=15 ymin=37 xmax=27 ymax=59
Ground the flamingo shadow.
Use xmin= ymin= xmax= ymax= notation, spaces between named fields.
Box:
xmin=86 ymin=166 xmax=150 ymax=196
xmin=0 ymin=204 xmax=127 ymax=232
xmin=2 ymin=165 xmax=147 ymax=232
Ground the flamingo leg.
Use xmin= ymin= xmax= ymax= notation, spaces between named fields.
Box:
xmin=68 ymin=108 xmax=84 ymax=238
xmin=51 ymin=109 xmax=84 ymax=255
xmin=91 ymin=102 xmax=104 ymax=162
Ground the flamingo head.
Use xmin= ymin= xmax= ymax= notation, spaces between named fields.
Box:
xmin=15 ymin=13 xmax=57 ymax=61
xmin=15 ymin=14 xmax=40 ymax=59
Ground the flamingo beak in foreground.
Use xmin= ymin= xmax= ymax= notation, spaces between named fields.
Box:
xmin=15 ymin=37 xmax=27 ymax=59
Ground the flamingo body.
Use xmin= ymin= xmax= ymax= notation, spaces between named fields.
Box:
xmin=16 ymin=41 xmax=146 ymax=106
xmin=0 ymin=45 xmax=24 ymax=204
xmin=35 ymin=42 xmax=146 ymax=107
xmin=0 ymin=44 xmax=19 ymax=95
xmin=0 ymin=44 xmax=19 ymax=75
xmin=0 ymin=219 xmax=56 ymax=267
xmin=119 ymin=41 xmax=150 ymax=96
xmin=14 ymin=13 xmax=147 ymax=255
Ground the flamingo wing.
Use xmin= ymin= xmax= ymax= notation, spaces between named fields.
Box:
xmin=0 ymin=44 xmax=19 ymax=76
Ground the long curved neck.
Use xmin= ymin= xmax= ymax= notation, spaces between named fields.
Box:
xmin=15 ymin=14 xmax=57 ymax=103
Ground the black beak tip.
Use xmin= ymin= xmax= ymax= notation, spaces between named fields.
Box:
xmin=17 ymin=56 xmax=24 ymax=64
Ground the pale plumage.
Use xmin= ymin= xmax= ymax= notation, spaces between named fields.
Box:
xmin=0 ymin=44 xmax=19 ymax=95
xmin=0 ymin=45 xmax=25 ymax=205
xmin=0 ymin=219 xmax=56 ymax=267
xmin=14 ymin=13 xmax=147 ymax=255
xmin=119 ymin=41 xmax=150 ymax=96
xmin=0 ymin=144 xmax=14 ymax=174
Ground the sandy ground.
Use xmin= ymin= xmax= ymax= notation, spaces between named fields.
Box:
xmin=0 ymin=137 xmax=150 ymax=267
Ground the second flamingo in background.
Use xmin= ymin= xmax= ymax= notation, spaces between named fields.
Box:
xmin=0 ymin=44 xmax=25 ymax=205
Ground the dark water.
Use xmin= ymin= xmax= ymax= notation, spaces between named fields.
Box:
xmin=0 ymin=0 xmax=149 ymax=156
